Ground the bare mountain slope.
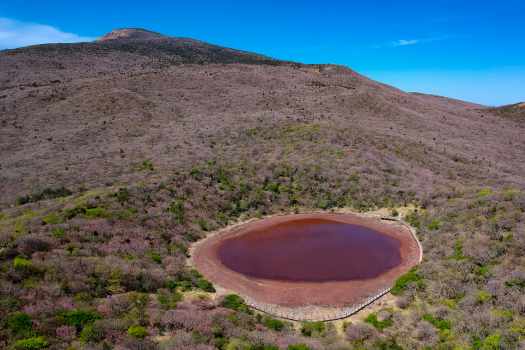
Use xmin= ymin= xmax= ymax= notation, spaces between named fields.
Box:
xmin=0 ymin=30 xmax=523 ymax=205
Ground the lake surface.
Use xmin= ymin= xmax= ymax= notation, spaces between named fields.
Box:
xmin=217 ymin=218 xmax=402 ymax=282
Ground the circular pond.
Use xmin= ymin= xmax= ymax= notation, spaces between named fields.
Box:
xmin=217 ymin=218 xmax=402 ymax=282
xmin=191 ymin=213 xmax=421 ymax=318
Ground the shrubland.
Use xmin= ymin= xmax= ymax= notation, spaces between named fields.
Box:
xmin=1 ymin=152 xmax=523 ymax=349
xmin=1 ymin=33 xmax=524 ymax=349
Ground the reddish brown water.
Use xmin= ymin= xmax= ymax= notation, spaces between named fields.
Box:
xmin=217 ymin=218 xmax=402 ymax=282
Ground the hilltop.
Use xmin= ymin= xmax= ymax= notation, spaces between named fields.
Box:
xmin=97 ymin=28 xmax=167 ymax=42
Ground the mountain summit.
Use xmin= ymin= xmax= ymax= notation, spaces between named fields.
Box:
xmin=97 ymin=28 xmax=166 ymax=42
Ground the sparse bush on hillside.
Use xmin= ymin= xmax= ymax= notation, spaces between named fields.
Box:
xmin=79 ymin=322 xmax=105 ymax=343
xmin=301 ymin=321 xmax=325 ymax=337
xmin=114 ymin=187 xmax=130 ymax=203
xmin=16 ymin=187 xmax=72 ymax=205
xmin=427 ymin=218 xmax=442 ymax=231
xmin=422 ymin=314 xmax=451 ymax=331
xmin=13 ymin=256 xmax=33 ymax=271
xmin=13 ymin=336 xmax=48 ymax=350
xmin=157 ymin=289 xmax=183 ymax=309
xmin=57 ymin=309 xmax=101 ymax=332
xmin=84 ymin=207 xmax=109 ymax=219
xmin=7 ymin=312 xmax=33 ymax=336
xmin=287 ymin=344 xmax=311 ymax=350
xmin=364 ymin=312 xmax=393 ymax=331
xmin=169 ymin=199 xmax=185 ymax=224
xmin=220 ymin=294 xmax=251 ymax=314
xmin=167 ymin=269 xmax=215 ymax=292
xmin=262 ymin=316 xmax=285 ymax=331
xmin=138 ymin=160 xmax=154 ymax=171
xmin=391 ymin=268 xmax=423 ymax=295
xmin=127 ymin=325 xmax=148 ymax=339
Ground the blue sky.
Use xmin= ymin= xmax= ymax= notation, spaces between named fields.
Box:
xmin=1 ymin=1 xmax=524 ymax=106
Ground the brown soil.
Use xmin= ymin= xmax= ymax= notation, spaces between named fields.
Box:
xmin=191 ymin=212 xmax=421 ymax=308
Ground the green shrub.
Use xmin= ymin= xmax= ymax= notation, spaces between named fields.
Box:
xmin=128 ymin=325 xmax=148 ymax=339
xmin=249 ymin=344 xmax=279 ymax=350
xmin=51 ymin=227 xmax=65 ymax=238
xmin=263 ymin=317 xmax=285 ymax=331
xmin=301 ymin=321 xmax=325 ymax=337
xmin=264 ymin=181 xmax=280 ymax=193
xmin=58 ymin=309 xmax=101 ymax=331
xmin=196 ymin=278 xmax=216 ymax=292
xmin=169 ymin=269 xmax=216 ymax=292
xmin=287 ymin=344 xmax=311 ymax=350
xmin=169 ymin=242 xmax=189 ymax=257
xmin=475 ymin=265 xmax=491 ymax=277
xmin=7 ymin=312 xmax=32 ymax=336
xmin=84 ymin=207 xmax=108 ymax=218
xmin=42 ymin=213 xmax=62 ymax=225
xmin=63 ymin=206 xmax=86 ymax=220
xmin=116 ymin=207 xmax=137 ymax=220
xmin=14 ymin=336 xmax=48 ymax=350
xmin=169 ymin=199 xmax=185 ymax=224
xmin=138 ymin=160 xmax=154 ymax=171
xmin=422 ymin=314 xmax=451 ymax=331
xmin=477 ymin=188 xmax=493 ymax=198
xmin=481 ymin=333 xmax=501 ymax=350
xmin=473 ymin=333 xmax=501 ymax=350
xmin=215 ymin=167 xmax=234 ymax=191
xmin=221 ymin=294 xmax=251 ymax=313
xmin=373 ymin=338 xmax=403 ymax=350
xmin=405 ymin=211 xmax=421 ymax=229
xmin=364 ymin=313 xmax=393 ymax=331
xmin=13 ymin=257 xmax=33 ymax=271
xmin=427 ymin=218 xmax=442 ymax=230
xmin=79 ymin=324 xmax=104 ymax=343
xmin=391 ymin=268 xmax=422 ymax=295
xmin=157 ymin=290 xmax=183 ymax=309
xmin=451 ymin=240 xmax=466 ymax=260
xmin=476 ymin=290 xmax=492 ymax=304
xmin=197 ymin=218 xmax=210 ymax=231
xmin=224 ymin=338 xmax=250 ymax=350
xmin=148 ymin=252 xmax=162 ymax=264
xmin=505 ymin=277 xmax=525 ymax=289
xmin=114 ymin=187 xmax=130 ymax=203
